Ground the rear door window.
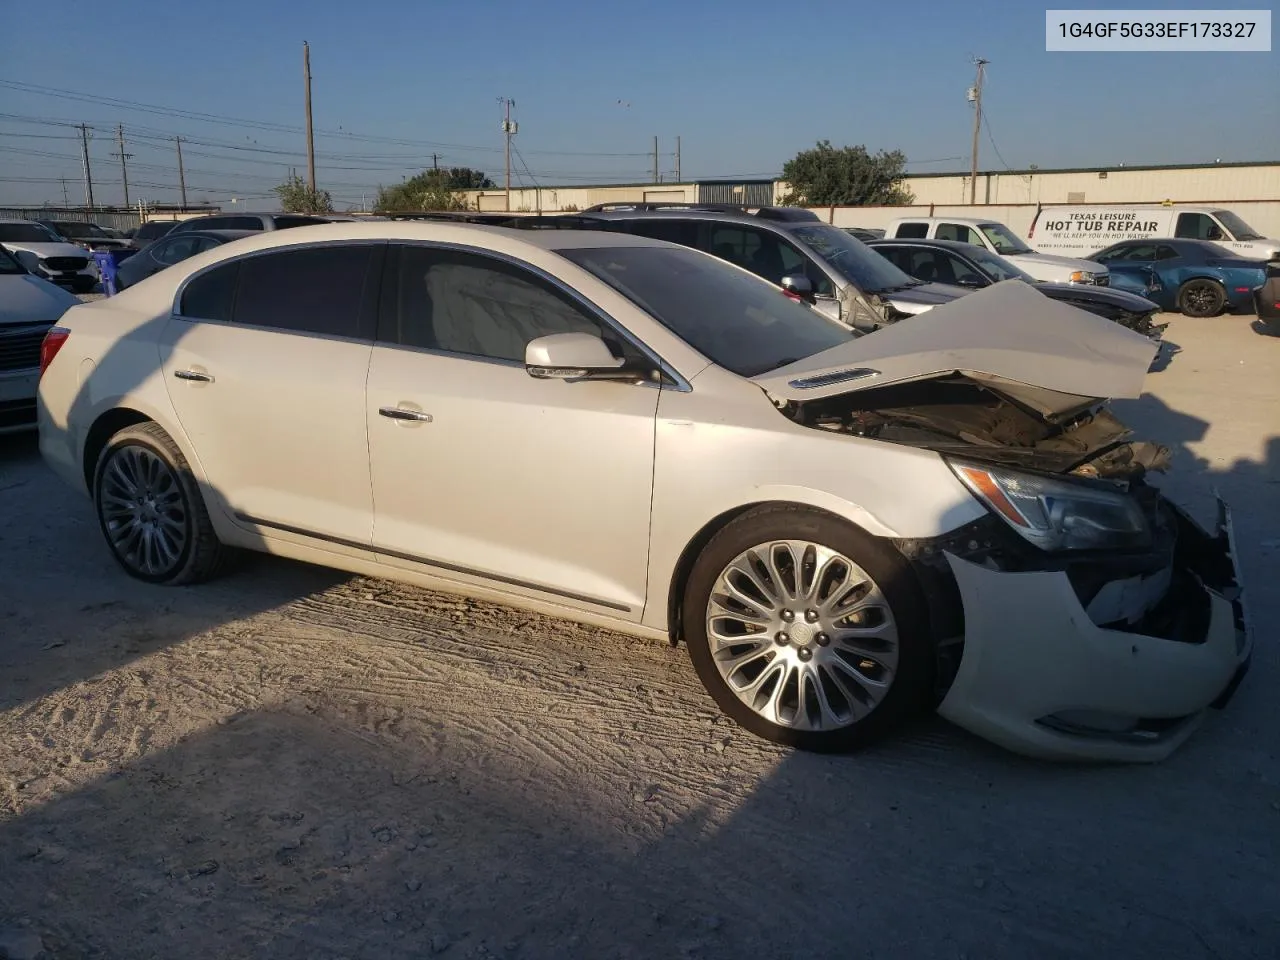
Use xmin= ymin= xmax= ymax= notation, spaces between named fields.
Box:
xmin=180 ymin=262 xmax=240 ymax=321
xmin=274 ymin=216 xmax=331 ymax=230
xmin=231 ymin=244 xmax=379 ymax=338
xmin=894 ymin=222 xmax=929 ymax=239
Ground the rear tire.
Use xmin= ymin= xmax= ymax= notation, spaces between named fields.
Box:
xmin=1177 ymin=278 xmax=1225 ymax=318
xmin=681 ymin=504 xmax=934 ymax=753
xmin=93 ymin=421 xmax=230 ymax=585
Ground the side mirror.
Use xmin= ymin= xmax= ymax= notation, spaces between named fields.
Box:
xmin=13 ymin=250 xmax=40 ymax=273
xmin=780 ymin=274 xmax=814 ymax=301
xmin=525 ymin=332 xmax=636 ymax=381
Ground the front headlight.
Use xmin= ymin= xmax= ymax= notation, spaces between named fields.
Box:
xmin=949 ymin=460 xmax=1151 ymax=551
xmin=1068 ymin=270 xmax=1099 ymax=284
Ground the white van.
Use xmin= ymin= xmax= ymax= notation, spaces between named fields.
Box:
xmin=883 ymin=217 xmax=1110 ymax=285
xmin=1029 ymin=206 xmax=1280 ymax=261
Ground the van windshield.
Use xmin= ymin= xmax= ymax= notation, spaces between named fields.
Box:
xmin=979 ymin=222 xmax=1033 ymax=255
xmin=1213 ymin=210 xmax=1263 ymax=241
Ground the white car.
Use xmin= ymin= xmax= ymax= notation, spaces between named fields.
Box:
xmin=0 ymin=218 xmax=98 ymax=293
xmin=0 ymin=244 xmax=80 ymax=434
xmin=884 ymin=217 xmax=1110 ymax=285
xmin=36 ymin=222 xmax=1251 ymax=762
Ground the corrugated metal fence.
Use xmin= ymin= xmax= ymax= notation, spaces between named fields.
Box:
xmin=0 ymin=208 xmax=142 ymax=232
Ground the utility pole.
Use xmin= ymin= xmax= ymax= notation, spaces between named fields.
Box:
xmin=113 ymin=123 xmax=133 ymax=208
xmin=60 ymin=178 xmax=69 ymax=207
xmin=675 ymin=135 xmax=681 ymax=182
xmin=652 ymin=136 xmax=659 ymax=184
xmin=499 ymin=98 xmax=517 ymax=211
xmin=175 ymin=136 xmax=188 ymax=209
xmin=432 ymin=153 xmax=439 ymax=172
xmin=77 ymin=123 xmax=95 ymax=210
xmin=303 ymin=41 xmax=317 ymax=191
xmin=968 ymin=57 xmax=988 ymax=205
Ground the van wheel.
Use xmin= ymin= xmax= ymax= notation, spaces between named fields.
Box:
xmin=1177 ymin=279 xmax=1225 ymax=318
xmin=93 ymin=422 xmax=230 ymax=585
xmin=681 ymin=504 xmax=934 ymax=752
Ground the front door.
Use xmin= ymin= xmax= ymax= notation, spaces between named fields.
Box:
xmin=366 ymin=243 xmax=659 ymax=616
xmin=159 ymin=242 xmax=383 ymax=546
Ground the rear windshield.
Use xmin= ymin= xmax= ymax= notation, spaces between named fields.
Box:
xmin=138 ymin=222 xmax=176 ymax=239
xmin=557 ymin=245 xmax=853 ymax=378
xmin=0 ymin=224 xmax=58 ymax=243
xmin=51 ymin=222 xmax=108 ymax=238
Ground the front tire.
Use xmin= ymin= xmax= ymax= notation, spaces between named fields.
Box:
xmin=1177 ymin=279 xmax=1225 ymax=318
xmin=681 ymin=504 xmax=934 ymax=752
xmin=93 ymin=421 xmax=229 ymax=585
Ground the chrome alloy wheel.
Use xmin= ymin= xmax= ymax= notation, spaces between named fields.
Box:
xmin=705 ymin=540 xmax=899 ymax=731
xmin=99 ymin=445 xmax=190 ymax=577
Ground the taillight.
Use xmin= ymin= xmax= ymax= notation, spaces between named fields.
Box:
xmin=40 ymin=326 xmax=70 ymax=377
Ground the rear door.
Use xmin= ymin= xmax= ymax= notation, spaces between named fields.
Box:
xmin=159 ymin=241 xmax=383 ymax=549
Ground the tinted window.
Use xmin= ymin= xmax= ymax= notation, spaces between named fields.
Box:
xmin=153 ymin=235 xmax=204 ymax=265
xmin=273 ymin=216 xmax=330 ymax=229
xmin=0 ymin=224 xmax=60 ymax=243
xmin=1156 ymin=245 xmax=1181 ymax=260
xmin=384 ymin=245 xmax=607 ymax=362
xmin=873 ymin=246 xmax=916 ymax=273
xmin=1175 ymin=213 xmax=1223 ymax=241
xmin=958 ymin=246 xmax=1032 ymax=282
xmin=1111 ymin=243 xmax=1159 ymax=262
xmin=180 ymin=262 xmax=239 ymax=321
xmin=137 ymin=221 xmax=176 ymax=241
xmin=701 ymin=225 xmax=831 ymax=295
xmin=176 ymin=216 xmax=262 ymax=233
xmin=559 ymin=245 xmax=853 ymax=378
xmin=895 ymin=222 xmax=929 ymax=239
xmin=620 ymin=218 xmax=700 ymax=248
xmin=233 ymin=245 xmax=375 ymax=337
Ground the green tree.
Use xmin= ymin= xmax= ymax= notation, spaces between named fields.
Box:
xmin=780 ymin=141 xmax=914 ymax=206
xmin=374 ymin=168 xmax=494 ymax=212
xmin=273 ymin=173 xmax=334 ymax=214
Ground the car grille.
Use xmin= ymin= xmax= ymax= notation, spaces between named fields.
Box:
xmin=0 ymin=397 xmax=37 ymax=431
xmin=0 ymin=324 xmax=50 ymax=372
xmin=44 ymin=256 xmax=88 ymax=272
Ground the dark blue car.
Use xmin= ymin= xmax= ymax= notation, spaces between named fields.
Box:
xmin=1088 ymin=238 xmax=1267 ymax=318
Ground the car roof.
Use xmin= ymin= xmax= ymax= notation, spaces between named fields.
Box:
xmin=171 ymin=229 xmax=259 ymax=239
xmin=151 ymin=220 xmax=668 ymax=254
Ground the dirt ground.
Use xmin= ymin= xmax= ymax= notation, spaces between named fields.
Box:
xmin=1 ymin=313 xmax=1278 ymax=960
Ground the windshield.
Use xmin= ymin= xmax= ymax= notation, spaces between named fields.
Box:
xmin=962 ymin=245 xmax=1035 ymax=282
xmin=979 ymin=222 xmax=1033 ymax=255
xmin=1212 ymin=210 xmax=1263 ymax=241
xmin=0 ymin=245 xmax=25 ymax=274
xmin=787 ymin=224 xmax=917 ymax=294
xmin=0 ymin=224 xmax=59 ymax=243
xmin=52 ymin=222 xmax=108 ymax=238
xmin=557 ymin=245 xmax=855 ymax=377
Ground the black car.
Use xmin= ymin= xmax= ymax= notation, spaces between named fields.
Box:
xmin=868 ymin=238 xmax=1167 ymax=339
xmin=113 ymin=229 xmax=255 ymax=291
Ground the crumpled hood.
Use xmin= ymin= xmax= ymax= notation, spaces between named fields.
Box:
xmin=0 ymin=274 xmax=80 ymax=326
xmin=753 ymin=279 xmax=1159 ymax=416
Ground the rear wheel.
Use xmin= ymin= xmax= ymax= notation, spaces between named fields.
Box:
xmin=1177 ymin=278 xmax=1225 ymax=318
xmin=93 ymin=421 xmax=229 ymax=585
xmin=682 ymin=505 xmax=934 ymax=752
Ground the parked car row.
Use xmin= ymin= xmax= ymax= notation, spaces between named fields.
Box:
xmin=28 ymin=218 xmax=1252 ymax=764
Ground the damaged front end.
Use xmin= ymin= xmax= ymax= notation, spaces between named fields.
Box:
xmin=780 ymin=377 xmax=1252 ymax=761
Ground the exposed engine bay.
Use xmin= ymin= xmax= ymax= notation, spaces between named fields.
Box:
xmin=780 ymin=375 xmax=1171 ymax=481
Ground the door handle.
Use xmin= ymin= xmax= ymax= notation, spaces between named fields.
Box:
xmin=174 ymin=369 xmax=213 ymax=383
xmin=378 ymin=406 xmax=433 ymax=423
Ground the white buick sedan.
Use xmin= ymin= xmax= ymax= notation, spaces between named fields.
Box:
xmin=36 ymin=222 xmax=1251 ymax=761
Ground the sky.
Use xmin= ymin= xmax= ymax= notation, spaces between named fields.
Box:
xmin=0 ymin=0 xmax=1276 ymax=210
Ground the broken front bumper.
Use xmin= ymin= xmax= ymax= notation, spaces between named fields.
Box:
xmin=936 ymin=497 xmax=1252 ymax=762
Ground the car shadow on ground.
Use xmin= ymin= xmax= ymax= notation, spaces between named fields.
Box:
xmin=1 ymin=316 xmax=1277 ymax=959
xmin=1250 ymin=319 xmax=1278 ymax=338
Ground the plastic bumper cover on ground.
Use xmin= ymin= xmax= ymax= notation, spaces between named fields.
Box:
xmin=937 ymin=498 xmax=1251 ymax=762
